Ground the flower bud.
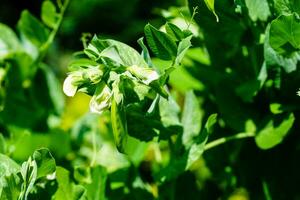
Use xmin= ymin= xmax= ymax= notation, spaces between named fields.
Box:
xmin=89 ymin=82 xmax=112 ymax=114
xmin=127 ymin=65 xmax=159 ymax=85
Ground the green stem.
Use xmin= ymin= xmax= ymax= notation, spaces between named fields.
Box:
xmin=204 ymin=132 xmax=255 ymax=151
xmin=39 ymin=0 xmax=70 ymax=60
xmin=90 ymin=128 xmax=97 ymax=167
xmin=26 ymin=0 xmax=70 ymax=86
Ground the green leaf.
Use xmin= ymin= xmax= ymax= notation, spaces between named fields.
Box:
xmin=1 ymin=174 xmax=21 ymax=200
xmin=20 ymin=156 xmax=38 ymax=200
xmin=111 ymin=99 xmax=128 ymax=153
xmin=270 ymin=103 xmax=284 ymax=114
xmin=185 ymin=113 xmax=217 ymax=169
xmin=245 ymin=0 xmax=271 ymax=21
xmin=86 ymin=37 xmax=148 ymax=68
xmin=235 ymin=79 xmax=261 ymax=102
xmin=255 ymin=113 xmax=295 ymax=149
xmin=0 ymin=23 xmax=21 ymax=59
xmin=274 ymin=0 xmax=300 ymax=15
xmin=17 ymin=10 xmax=50 ymax=48
xmin=149 ymin=80 xmax=169 ymax=98
xmin=40 ymin=64 xmax=65 ymax=115
xmin=0 ymin=134 xmax=6 ymax=154
xmin=41 ymin=0 xmax=58 ymax=29
xmin=54 ymin=167 xmax=86 ymax=200
xmin=0 ymin=154 xmax=20 ymax=188
xmin=181 ymin=91 xmax=202 ymax=147
xmin=127 ymin=65 xmax=159 ymax=85
xmin=175 ymin=35 xmax=193 ymax=65
xmin=126 ymin=104 xmax=158 ymax=142
xmin=269 ymin=13 xmax=300 ymax=55
xmin=265 ymin=24 xmax=300 ymax=73
xmin=84 ymin=166 xmax=107 ymax=200
xmin=155 ymin=113 xmax=217 ymax=181
xmin=144 ymin=23 xmax=177 ymax=60
xmin=165 ymin=23 xmax=184 ymax=41
xmin=137 ymin=37 xmax=153 ymax=67
xmin=32 ymin=148 xmax=56 ymax=179
xmin=159 ymin=95 xmax=181 ymax=130
xmin=203 ymin=0 xmax=219 ymax=22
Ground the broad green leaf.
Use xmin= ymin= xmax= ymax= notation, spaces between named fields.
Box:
xmin=54 ymin=167 xmax=86 ymax=200
xmin=41 ymin=0 xmax=58 ymax=29
xmin=165 ymin=23 xmax=184 ymax=41
xmin=245 ymin=0 xmax=270 ymax=21
xmin=265 ymin=24 xmax=299 ymax=73
xmin=144 ymin=23 xmax=177 ymax=60
xmin=99 ymin=45 xmax=124 ymax=66
xmin=159 ymin=95 xmax=181 ymax=129
xmin=68 ymin=58 xmax=99 ymax=71
xmin=86 ymin=37 xmax=148 ymax=68
xmin=32 ymin=148 xmax=56 ymax=179
xmin=203 ymin=0 xmax=219 ymax=22
xmin=255 ymin=113 xmax=295 ymax=149
xmin=269 ymin=13 xmax=300 ymax=55
xmin=0 ymin=23 xmax=21 ymax=59
xmin=17 ymin=10 xmax=50 ymax=48
xmin=111 ymin=99 xmax=128 ymax=153
xmin=181 ymin=91 xmax=202 ymax=147
xmin=185 ymin=113 xmax=217 ymax=169
xmin=156 ymin=95 xmax=183 ymax=140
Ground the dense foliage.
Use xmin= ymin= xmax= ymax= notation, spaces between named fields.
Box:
xmin=1 ymin=0 xmax=300 ymax=199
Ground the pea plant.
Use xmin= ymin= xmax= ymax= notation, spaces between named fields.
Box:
xmin=0 ymin=0 xmax=300 ymax=199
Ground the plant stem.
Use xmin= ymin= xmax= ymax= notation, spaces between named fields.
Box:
xmin=39 ymin=0 xmax=70 ymax=59
xmin=204 ymin=132 xmax=255 ymax=151
xmin=90 ymin=127 xmax=97 ymax=167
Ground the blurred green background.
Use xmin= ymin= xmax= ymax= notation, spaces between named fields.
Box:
xmin=1 ymin=0 xmax=300 ymax=200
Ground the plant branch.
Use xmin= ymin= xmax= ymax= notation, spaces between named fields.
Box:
xmin=204 ymin=132 xmax=255 ymax=151
xmin=39 ymin=0 xmax=70 ymax=60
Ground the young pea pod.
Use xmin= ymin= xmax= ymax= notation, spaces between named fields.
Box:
xmin=111 ymin=98 xmax=128 ymax=153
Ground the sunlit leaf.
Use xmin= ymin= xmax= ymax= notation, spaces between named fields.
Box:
xmin=144 ymin=23 xmax=177 ymax=60
xmin=41 ymin=0 xmax=58 ymax=29
xmin=255 ymin=113 xmax=295 ymax=149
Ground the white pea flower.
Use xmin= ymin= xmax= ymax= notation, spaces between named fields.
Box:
xmin=85 ymin=66 xmax=104 ymax=84
xmin=127 ymin=65 xmax=159 ymax=85
xmin=89 ymin=82 xmax=112 ymax=114
xmin=63 ymin=71 xmax=84 ymax=97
